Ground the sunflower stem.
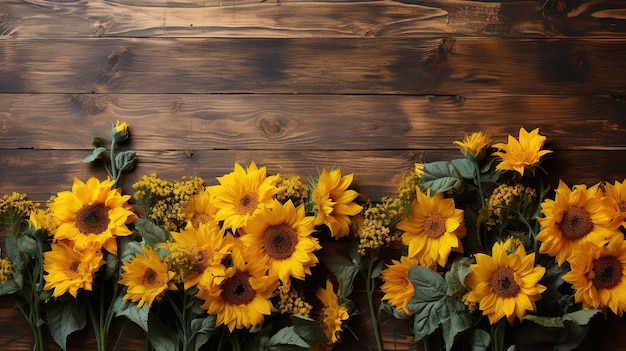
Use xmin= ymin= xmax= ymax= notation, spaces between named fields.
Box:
xmin=110 ymin=138 xmax=118 ymax=187
xmin=365 ymin=249 xmax=383 ymax=351
xmin=473 ymin=161 xmax=486 ymax=210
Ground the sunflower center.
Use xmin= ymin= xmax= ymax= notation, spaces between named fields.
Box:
xmin=143 ymin=268 xmax=160 ymax=287
xmin=424 ymin=213 xmax=446 ymax=239
xmin=75 ymin=203 xmax=110 ymax=235
xmin=559 ymin=207 xmax=593 ymax=240
xmin=592 ymin=255 xmax=623 ymax=290
xmin=490 ymin=267 xmax=520 ymax=298
xmin=235 ymin=191 xmax=259 ymax=215
xmin=222 ymin=271 xmax=256 ymax=305
xmin=263 ymin=223 xmax=298 ymax=260
xmin=619 ymin=200 xmax=626 ymax=213
xmin=194 ymin=249 xmax=213 ymax=272
xmin=191 ymin=213 xmax=211 ymax=229
xmin=68 ymin=260 xmax=81 ymax=276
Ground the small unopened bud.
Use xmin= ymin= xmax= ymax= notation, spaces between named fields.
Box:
xmin=112 ymin=120 xmax=129 ymax=142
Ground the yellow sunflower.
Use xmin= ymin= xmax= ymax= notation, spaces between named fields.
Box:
xmin=492 ymin=127 xmax=552 ymax=176
xmin=397 ymin=188 xmax=466 ymax=267
xmin=312 ymin=168 xmax=363 ymax=239
xmin=601 ymin=179 xmax=626 ymax=229
xmin=49 ymin=177 xmax=137 ymax=255
xmin=43 ymin=241 xmax=105 ymax=298
xmin=162 ymin=222 xmax=233 ymax=290
xmin=207 ymin=162 xmax=278 ymax=232
xmin=380 ymin=255 xmax=421 ymax=316
xmin=537 ymin=180 xmax=617 ymax=265
xmin=563 ymin=236 xmax=626 ymax=316
xmin=464 ymin=240 xmax=546 ymax=325
xmin=119 ymin=246 xmax=177 ymax=308
xmin=181 ymin=188 xmax=219 ymax=229
xmin=454 ymin=131 xmax=491 ymax=160
xmin=196 ymin=260 xmax=278 ymax=332
xmin=240 ymin=199 xmax=320 ymax=285
xmin=316 ymin=279 xmax=349 ymax=343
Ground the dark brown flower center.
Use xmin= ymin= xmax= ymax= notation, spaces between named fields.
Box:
xmin=235 ymin=192 xmax=259 ymax=215
xmin=222 ymin=271 xmax=256 ymax=305
xmin=263 ymin=223 xmax=298 ymax=260
xmin=490 ymin=267 xmax=520 ymax=298
xmin=144 ymin=268 xmax=159 ymax=287
xmin=424 ymin=213 xmax=446 ymax=239
xmin=69 ymin=260 xmax=80 ymax=274
xmin=193 ymin=249 xmax=213 ymax=272
xmin=619 ymin=200 xmax=626 ymax=213
xmin=75 ymin=203 xmax=110 ymax=235
xmin=559 ymin=207 xmax=593 ymax=240
xmin=593 ymin=255 xmax=623 ymax=290
xmin=191 ymin=213 xmax=212 ymax=229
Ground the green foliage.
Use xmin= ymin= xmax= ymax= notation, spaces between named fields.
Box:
xmin=46 ymin=298 xmax=87 ymax=351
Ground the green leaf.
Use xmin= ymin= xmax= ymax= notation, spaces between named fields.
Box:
xmin=0 ymin=277 xmax=20 ymax=295
xmin=134 ymin=218 xmax=171 ymax=247
xmin=407 ymin=266 xmax=447 ymax=302
xmin=268 ymin=326 xmax=310 ymax=350
xmin=451 ymin=158 xmax=476 ymax=179
xmin=82 ymin=146 xmax=109 ymax=163
xmin=446 ymin=256 xmax=474 ymax=296
xmin=16 ymin=235 xmax=39 ymax=257
xmin=190 ymin=314 xmax=217 ymax=350
xmin=524 ymin=315 xmax=565 ymax=328
xmin=5 ymin=236 xmax=23 ymax=287
xmin=420 ymin=161 xmax=463 ymax=195
xmin=563 ymin=309 xmax=601 ymax=325
xmin=440 ymin=297 xmax=471 ymax=351
xmin=119 ymin=240 xmax=144 ymax=263
xmin=291 ymin=315 xmax=328 ymax=345
xmin=464 ymin=328 xmax=490 ymax=351
xmin=115 ymin=151 xmax=136 ymax=172
xmin=47 ymin=297 xmax=86 ymax=351
xmin=320 ymin=253 xmax=359 ymax=297
xmin=146 ymin=313 xmax=178 ymax=351
xmin=113 ymin=296 xmax=150 ymax=332
xmin=103 ymin=251 xmax=120 ymax=280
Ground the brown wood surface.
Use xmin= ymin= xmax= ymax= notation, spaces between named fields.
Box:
xmin=1 ymin=0 xmax=626 ymax=349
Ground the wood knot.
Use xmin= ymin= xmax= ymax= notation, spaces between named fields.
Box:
xmin=257 ymin=114 xmax=288 ymax=140
xmin=69 ymin=94 xmax=108 ymax=115
xmin=543 ymin=0 xmax=570 ymax=18
xmin=439 ymin=37 xmax=455 ymax=56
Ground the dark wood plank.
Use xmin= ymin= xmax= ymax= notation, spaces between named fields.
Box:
xmin=1 ymin=38 xmax=625 ymax=95
xmin=3 ymin=0 xmax=626 ymax=38
xmin=1 ymin=94 xmax=625 ymax=151
xmin=1 ymin=149 xmax=624 ymax=203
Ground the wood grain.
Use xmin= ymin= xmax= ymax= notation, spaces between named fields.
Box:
xmin=1 ymin=38 xmax=625 ymax=95
xmin=3 ymin=0 xmax=626 ymax=38
xmin=0 ymin=94 xmax=625 ymax=151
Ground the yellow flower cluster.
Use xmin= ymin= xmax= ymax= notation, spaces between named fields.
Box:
xmin=486 ymin=183 xmax=537 ymax=228
xmin=132 ymin=173 xmax=205 ymax=230
xmin=396 ymin=166 xmax=423 ymax=206
xmin=0 ymin=192 xmax=38 ymax=218
xmin=0 ymin=257 xmax=13 ymax=284
xmin=275 ymin=284 xmax=313 ymax=317
xmin=275 ymin=174 xmax=310 ymax=207
xmin=356 ymin=197 xmax=402 ymax=255
xmin=160 ymin=242 xmax=196 ymax=284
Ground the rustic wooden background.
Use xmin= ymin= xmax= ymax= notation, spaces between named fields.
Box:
xmin=2 ymin=0 xmax=626 ymax=350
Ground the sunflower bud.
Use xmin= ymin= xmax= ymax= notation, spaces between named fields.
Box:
xmin=453 ymin=131 xmax=490 ymax=162
xmin=112 ymin=120 xmax=129 ymax=142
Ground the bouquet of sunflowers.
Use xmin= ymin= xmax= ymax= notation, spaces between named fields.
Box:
xmin=374 ymin=127 xmax=626 ymax=351
xmin=0 ymin=121 xmax=365 ymax=351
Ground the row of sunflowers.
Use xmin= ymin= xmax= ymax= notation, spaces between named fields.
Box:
xmin=1 ymin=122 xmax=625 ymax=351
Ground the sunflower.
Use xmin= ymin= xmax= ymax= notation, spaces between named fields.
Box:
xmin=380 ymin=255 xmax=420 ymax=316
xmin=311 ymin=168 xmax=363 ymax=239
xmin=119 ymin=246 xmax=177 ymax=308
xmin=240 ymin=199 xmax=320 ymax=285
xmin=316 ymin=279 xmax=349 ymax=343
xmin=196 ymin=260 xmax=278 ymax=332
xmin=181 ymin=188 xmax=219 ymax=229
xmin=464 ymin=240 xmax=546 ymax=325
xmin=537 ymin=181 xmax=617 ymax=265
xmin=162 ymin=222 xmax=232 ymax=290
xmin=563 ymin=236 xmax=626 ymax=316
xmin=491 ymin=127 xmax=552 ymax=176
xmin=207 ymin=161 xmax=278 ymax=232
xmin=43 ymin=241 xmax=105 ymax=298
xmin=396 ymin=188 xmax=466 ymax=267
xmin=49 ymin=177 xmax=137 ymax=255
xmin=601 ymin=179 xmax=626 ymax=229
xmin=454 ymin=131 xmax=491 ymax=160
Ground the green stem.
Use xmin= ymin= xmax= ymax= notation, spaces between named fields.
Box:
xmin=365 ymin=251 xmax=383 ymax=351
xmin=231 ymin=330 xmax=242 ymax=351
xmin=490 ymin=319 xmax=506 ymax=351
xmin=473 ymin=161 xmax=486 ymax=209
xmin=110 ymin=139 xmax=118 ymax=186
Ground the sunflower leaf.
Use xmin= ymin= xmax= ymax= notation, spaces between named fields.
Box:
xmin=268 ymin=325 xmax=310 ymax=350
xmin=291 ymin=315 xmax=328 ymax=345
xmin=451 ymin=158 xmax=475 ymax=179
xmin=82 ymin=146 xmax=109 ymax=163
xmin=420 ymin=161 xmax=463 ymax=195
xmin=113 ymin=295 xmax=149 ymax=332
xmin=46 ymin=297 xmax=87 ymax=351
xmin=134 ymin=218 xmax=171 ymax=247
xmin=190 ymin=314 xmax=217 ymax=349
xmin=115 ymin=151 xmax=136 ymax=173
xmin=320 ymin=253 xmax=359 ymax=298
xmin=146 ymin=313 xmax=178 ymax=351
xmin=463 ymin=328 xmax=490 ymax=351
xmin=0 ymin=277 xmax=20 ymax=295
xmin=4 ymin=236 xmax=23 ymax=287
